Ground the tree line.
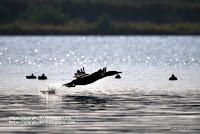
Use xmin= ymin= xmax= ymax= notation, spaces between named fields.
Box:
xmin=0 ymin=0 xmax=200 ymax=34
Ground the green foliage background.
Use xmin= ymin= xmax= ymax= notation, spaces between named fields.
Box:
xmin=0 ymin=0 xmax=200 ymax=34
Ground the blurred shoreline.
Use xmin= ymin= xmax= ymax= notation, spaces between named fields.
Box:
xmin=0 ymin=22 xmax=200 ymax=35
xmin=1 ymin=0 xmax=200 ymax=35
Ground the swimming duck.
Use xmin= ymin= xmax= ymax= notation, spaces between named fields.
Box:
xmin=38 ymin=74 xmax=47 ymax=80
xmin=169 ymin=74 xmax=177 ymax=80
xmin=63 ymin=67 xmax=122 ymax=87
xmin=115 ymin=74 xmax=121 ymax=79
xmin=26 ymin=74 xmax=36 ymax=79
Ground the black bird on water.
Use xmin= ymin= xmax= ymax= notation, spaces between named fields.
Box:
xmin=63 ymin=67 xmax=122 ymax=87
xmin=26 ymin=74 xmax=36 ymax=79
xmin=169 ymin=74 xmax=178 ymax=80
xmin=38 ymin=74 xmax=47 ymax=80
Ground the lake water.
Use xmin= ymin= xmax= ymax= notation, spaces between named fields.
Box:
xmin=0 ymin=36 xmax=200 ymax=133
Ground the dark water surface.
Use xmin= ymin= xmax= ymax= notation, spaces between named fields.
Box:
xmin=0 ymin=36 xmax=200 ymax=133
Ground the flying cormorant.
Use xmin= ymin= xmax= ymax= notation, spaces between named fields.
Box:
xmin=63 ymin=67 xmax=122 ymax=87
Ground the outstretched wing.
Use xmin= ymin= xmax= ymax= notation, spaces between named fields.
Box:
xmin=93 ymin=67 xmax=107 ymax=76
xmin=73 ymin=67 xmax=107 ymax=78
xmin=73 ymin=67 xmax=89 ymax=78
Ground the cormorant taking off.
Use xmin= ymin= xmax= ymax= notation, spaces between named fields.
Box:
xmin=63 ymin=67 xmax=122 ymax=87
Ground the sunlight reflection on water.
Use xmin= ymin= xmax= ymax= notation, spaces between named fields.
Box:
xmin=0 ymin=36 xmax=200 ymax=133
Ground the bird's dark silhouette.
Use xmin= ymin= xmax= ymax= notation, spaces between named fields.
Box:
xmin=38 ymin=74 xmax=47 ymax=80
xmin=169 ymin=74 xmax=177 ymax=80
xmin=63 ymin=67 xmax=122 ymax=87
xmin=115 ymin=74 xmax=121 ymax=79
xmin=26 ymin=74 xmax=37 ymax=79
